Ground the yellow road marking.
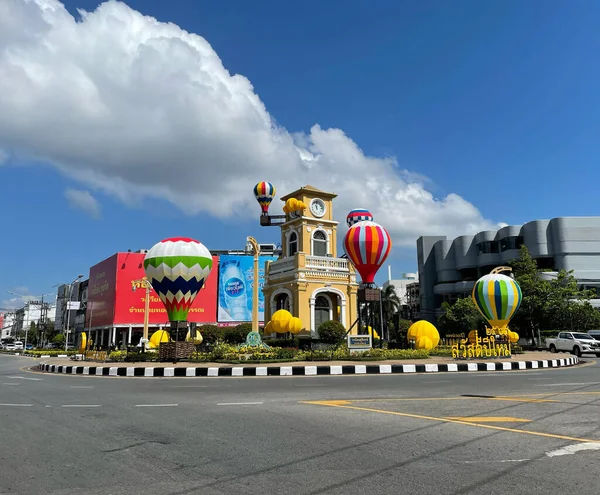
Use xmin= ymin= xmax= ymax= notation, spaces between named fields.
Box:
xmin=302 ymin=400 xmax=600 ymax=444
xmin=351 ymin=396 xmax=557 ymax=403
xmin=446 ymin=416 xmax=531 ymax=423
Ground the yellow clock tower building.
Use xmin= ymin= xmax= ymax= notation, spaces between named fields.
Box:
xmin=262 ymin=185 xmax=359 ymax=336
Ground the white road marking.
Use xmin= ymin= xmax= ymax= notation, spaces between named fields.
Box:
xmin=537 ymin=382 xmax=600 ymax=387
xmin=70 ymin=386 xmax=94 ymax=389
xmin=134 ymin=404 xmax=178 ymax=407
xmin=170 ymin=385 xmax=209 ymax=388
xmin=0 ymin=403 xmax=33 ymax=407
xmin=546 ymin=443 xmax=600 ymax=457
xmin=464 ymin=459 xmax=532 ymax=464
xmin=61 ymin=404 xmax=102 ymax=408
xmin=217 ymin=402 xmax=264 ymax=406
xmin=2 ymin=383 xmax=19 ymax=386
xmin=8 ymin=376 xmax=42 ymax=381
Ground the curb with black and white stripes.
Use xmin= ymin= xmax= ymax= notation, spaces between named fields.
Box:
xmin=37 ymin=356 xmax=580 ymax=377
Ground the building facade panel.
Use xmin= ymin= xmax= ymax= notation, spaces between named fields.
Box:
xmin=417 ymin=216 xmax=600 ymax=323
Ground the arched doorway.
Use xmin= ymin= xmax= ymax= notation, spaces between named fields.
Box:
xmin=274 ymin=293 xmax=291 ymax=312
xmin=314 ymin=295 xmax=332 ymax=330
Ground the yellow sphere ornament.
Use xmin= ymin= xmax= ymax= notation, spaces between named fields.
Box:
xmin=366 ymin=326 xmax=380 ymax=340
xmin=407 ymin=320 xmax=440 ymax=349
xmin=468 ymin=330 xmax=479 ymax=344
xmin=149 ymin=329 xmax=171 ymax=349
xmin=264 ymin=321 xmax=274 ymax=334
xmin=79 ymin=332 xmax=87 ymax=353
xmin=288 ymin=317 xmax=303 ymax=335
xmin=416 ymin=336 xmax=434 ymax=350
xmin=186 ymin=329 xmax=203 ymax=344
xmin=509 ymin=331 xmax=519 ymax=344
xmin=271 ymin=309 xmax=292 ymax=333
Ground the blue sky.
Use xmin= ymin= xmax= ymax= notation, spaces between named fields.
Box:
xmin=1 ymin=0 xmax=599 ymax=308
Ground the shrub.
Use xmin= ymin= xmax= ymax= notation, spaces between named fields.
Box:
xmin=108 ymin=350 xmax=127 ymax=361
xmin=224 ymin=323 xmax=252 ymax=344
xmin=198 ymin=324 xmax=223 ymax=344
xmin=24 ymin=350 xmax=77 ymax=357
xmin=263 ymin=338 xmax=296 ymax=348
xmin=318 ymin=320 xmax=346 ymax=344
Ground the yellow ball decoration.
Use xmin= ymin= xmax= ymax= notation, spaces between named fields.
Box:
xmin=468 ymin=330 xmax=479 ymax=344
xmin=264 ymin=321 xmax=274 ymax=334
xmin=79 ymin=332 xmax=87 ymax=353
xmin=271 ymin=309 xmax=292 ymax=333
xmin=288 ymin=317 xmax=303 ymax=335
xmin=149 ymin=329 xmax=171 ymax=349
xmin=407 ymin=320 xmax=440 ymax=349
xmin=416 ymin=336 xmax=434 ymax=350
xmin=185 ymin=330 xmax=203 ymax=345
xmin=509 ymin=331 xmax=519 ymax=343
xmin=366 ymin=326 xmax=380 ymax=340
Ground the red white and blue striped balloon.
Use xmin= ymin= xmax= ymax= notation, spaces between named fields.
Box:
xmin=346 ymin=208 xmax=373 ymax=227
xmin=343 ymin=221 xmax=392 ymax=284
xmin=253 ymin=181 xmax=276 ymax=214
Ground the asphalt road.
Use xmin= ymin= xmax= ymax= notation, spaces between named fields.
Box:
xmin=1 ymin=355 xmax=600 ymax=495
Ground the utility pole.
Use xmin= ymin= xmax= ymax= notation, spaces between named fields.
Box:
xmin=6 ymin=291 xmax=53 ymax=350
xmin=63 ymin=275 xmax=84 ymax=352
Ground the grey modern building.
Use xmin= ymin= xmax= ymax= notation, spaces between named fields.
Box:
xmin=417 ymin=217 xmax=600 ymax=322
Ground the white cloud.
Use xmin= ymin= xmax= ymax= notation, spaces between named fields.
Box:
xmin=0 ymin=148 xmax=7 ymax=165
xmin=0 ymin=0 xmax=503 ymax=247
xmin=1 ymin=288 xmax=41 ymax=310
xmin=64 ymin=187 xmax=101 ymax=218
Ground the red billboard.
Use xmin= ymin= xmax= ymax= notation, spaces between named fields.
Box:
xmin=87 ymin=252 xmax=218 ymax=327
xmin=88 ymin=254 xmax=118 ymax=328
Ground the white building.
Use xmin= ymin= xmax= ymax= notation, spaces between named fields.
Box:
xmin=1 ymin=312 xmax=15 ymax=339
xmin=13 ymin=302 xmax=56 ymax=335
xmin=383 ymin=271 xmax=419 ymax=306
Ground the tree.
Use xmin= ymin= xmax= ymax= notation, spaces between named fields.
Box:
xmin=544 ymin=270 xmax=599 ymax=331
xmin=27 ymin=321 xmax=38 ymax=344
xmin=508 ymin=245 xmax=552 ymax=343
xmin=437 ymin=297 xmax=486 ymax=335
xmin=372 ymin=285 xmax=401 ymax=340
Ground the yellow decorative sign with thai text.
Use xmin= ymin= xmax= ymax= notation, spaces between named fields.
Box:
xmin=451 ymin=327 xmax=511 ymax=359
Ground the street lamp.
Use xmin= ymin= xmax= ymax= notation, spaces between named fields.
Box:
xmin=131 ymin=277 xmax=152 ymax=352
xmin=64 ymin=275 xmax=84 ymax=352
xmin=245 ymin=237 xmax=261 ymax=333
xmin=6 ymin=290 xmax=53 ymax=351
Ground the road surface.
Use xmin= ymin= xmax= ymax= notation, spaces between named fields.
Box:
xmin=1 ymin=354 xmax=599 ymax=494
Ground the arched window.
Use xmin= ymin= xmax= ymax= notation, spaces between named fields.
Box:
xmin=312 ymin=230 xmax=327 ymax=257
xmin=288 ymin=232 xmax=298 ymax=256
xmin=314 ymin=295 xmax=331 ymax=329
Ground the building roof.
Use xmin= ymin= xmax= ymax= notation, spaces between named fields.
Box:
xmin=280 ymin=185 xmax=338 ymax=201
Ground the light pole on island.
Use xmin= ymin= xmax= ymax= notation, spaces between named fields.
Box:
xmin=64 ymin=275 xmax=84 ymax=352
xmin=245 ymin=236 xmax=261 ymax=334
xmin=131 ymin=277 xmax=152 ymax=351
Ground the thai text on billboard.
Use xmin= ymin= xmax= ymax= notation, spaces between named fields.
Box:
xmin=87 ymin=252 xmax=219 ymax=327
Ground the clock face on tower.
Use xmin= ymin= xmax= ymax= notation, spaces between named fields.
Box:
xmin=310 ymin=198 xmax=326 ymax=218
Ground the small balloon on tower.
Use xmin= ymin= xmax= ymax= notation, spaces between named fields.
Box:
xmin=253 ymin=181 xmax=276 ymax=215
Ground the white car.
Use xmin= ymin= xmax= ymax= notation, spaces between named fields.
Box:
xmin=13 ymin=341 xmax=23 ymax=350
xmin=4 ymin=343 xmax=16 ymax=351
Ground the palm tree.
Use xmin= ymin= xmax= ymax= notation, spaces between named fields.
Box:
xmin=369 ymin=285 xmax=401 ymax=340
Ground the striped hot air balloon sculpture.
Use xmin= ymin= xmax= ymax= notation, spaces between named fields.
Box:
xmin=143 ymin=237 xmax=213 ymax=322
xmin=343 ymin=221 xmax=392 ymax=284
xmin=346 ymin=208 xmax=373 ymax=227
xmin=253 ymin=181 xmax=276 ymax=214
xmin=472 ymin=273 xmax=522 ymax=328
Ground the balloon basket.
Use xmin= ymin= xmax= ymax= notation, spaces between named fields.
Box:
xmin=158 ymin=341 xmax=195 ymax=362
xmin=357 ymin=287 xmax=380 ymax=302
